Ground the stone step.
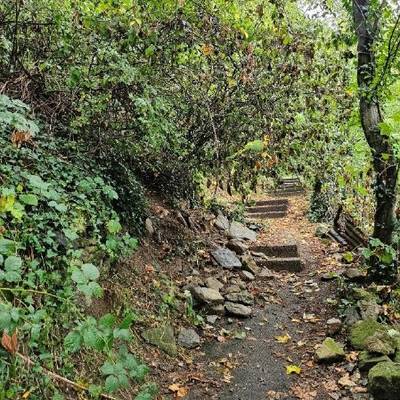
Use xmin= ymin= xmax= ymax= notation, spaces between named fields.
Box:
xmin=251 ymin=244 xmax=299 ymax=258
xmin=276 ymin=186 xmax=303 ymax=192
xmin=246 ymin=204 xmax=288 ymax=213
xmin=272 ymin=191 xmax=303 ymax=197
xmin=256 ymin=257 xmax=303 ymax=272
xmin=245 ymin=211 xmax=287 ymax=219
xmin=327 ymin=229 xmax=348 ymax=246
xmin=253 ymin=199 xmax=289 ymax=207
xmin=280 ymin=178 xmax=300 ymax=184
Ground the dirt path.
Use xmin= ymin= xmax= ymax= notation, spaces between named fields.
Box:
xmin=187 ymin=195 xmax=350 ymax=400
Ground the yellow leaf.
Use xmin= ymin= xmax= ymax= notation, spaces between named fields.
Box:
xmin=286 ymin=364 xmax=301 ymax=375
xmin=201 ymin=44 xmax=214 ymax=56
xmin=275 ymin=333 xmax=291 ymax=344
xmin=22 ymin=391 xmax=31 ymax=399
xmin=168 ymin=383 xmax=188 ymax=398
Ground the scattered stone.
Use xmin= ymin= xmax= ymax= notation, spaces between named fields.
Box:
xmin=224 ymin=284 xmax=241 ymax=294
xmin=368 ymin=361 xmax=400 ymax=400
xmin=225 ymin=291 xmax=254 ymax=306
xmin=344 ymin=268 xmax=366 ymax=282
xmin=230 ymin=278 xmax=246 ymax=289
xmin=241 ymin=254 xmax=260 ymax=275
xmin=145 ymin=218 xmax=155 ymax=235
xmin=321 ymin=271 xmax=340 ymax=281
xmin=315 ymin=337 xmax=345 ymax=363
xmin=211 ymin=247 xmax=242 ymax=269
xmin=240 ymin=270 xmax=255 ymax=281
xmin=343 ymin=306 xmax=361 ymax=327
xmin=358 ymin=351 xmax=391 ymax=371
xmin=206 ymin=315 xmax=219 ymax=324
xmin=364 ymin=329 xmax=400 ymax=356
xmin=228 ymin=221 xmax=257 ymax=241
xmin=209 ymin=304 xmax=225 ymax=315
xmin=326 ymin=318 xmax=342 ymax=336
xmin=142 ymin=324 xmax=177 ymax=356
xmin=205 ymin=277 xmax=224 ymax=291
xmin=177 ymin=328 xmax=201 ymax=349
xmin=350 ymin=319 xmax=387 ymax=350
xmin=224 ymin=301 xmax=252 ymax=318
xmin=258 ymin=268 xmax=275 ymax=280
xmin=215 ymin=212 xmax=230 ymax=231
xmin=359 ymin=299 xmax=382 ymax=320
xmin=191 ymin=286 xmax=224 ymax=305
xmin=227 ymin=239 xmax=249 ymax=255
xmin=352 ymin=287 xmax=376 ymax=301
xmin=315 ymin=223 xmax=330 ymax=238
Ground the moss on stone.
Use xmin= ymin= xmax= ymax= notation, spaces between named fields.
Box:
xmin=368 ymin=361 xmax=400 ymax=400
xmin=350 ymin=319 xmax=386 ymax=350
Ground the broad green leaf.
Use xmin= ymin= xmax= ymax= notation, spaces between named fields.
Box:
xmin=19 ymin=194 xmax=38 ymax=206
xmin=64 ymin=331 xmax=82 ymax=352
xmin=0 ymin=239 xmax=16 ymax=255
xmin=100 ymin=361 xmax=116 ymax=376
xmin=107 ymin=219 xmax=122 ymax=234
xmin=104 ymin=375 xmax=119 ymax=393
xmin=5 ymin=256 xmax=22 ymax=271
xmin=82 ymin=263 xmax=100 ymax=280
xmin=113 ymin=328 xmax=132 ymax=341
xmin=63 ymin=228 xmax=79 ymax=241
xmin=99 ymin=313 xmax=116 ymax=329
xmin=71 ymin=268 xmax=87 ymax=285
xmin=0 ymin=311 xmax=11 ymax=330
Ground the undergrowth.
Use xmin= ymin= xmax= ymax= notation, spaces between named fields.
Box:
xmin=0 ymin=95 xmax=155 ymax=399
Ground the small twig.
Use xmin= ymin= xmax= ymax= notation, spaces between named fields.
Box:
xmin=16 ymin=352 xmax=117 ymax=400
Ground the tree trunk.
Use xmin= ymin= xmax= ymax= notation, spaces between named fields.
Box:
xmin=353 ymin=0 xmax=399 ymax=282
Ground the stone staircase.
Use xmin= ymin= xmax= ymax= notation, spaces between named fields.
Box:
xmin=245 ymin=199 xmax=289 ymax=219
xmin=251 ymin=243 xmax=303 ymax=272
xmin=272 ymin=177 xmax=304 ymax=196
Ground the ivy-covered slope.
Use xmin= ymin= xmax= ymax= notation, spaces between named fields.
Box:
xmin=0 ymin=95 xmax=156 ymax=399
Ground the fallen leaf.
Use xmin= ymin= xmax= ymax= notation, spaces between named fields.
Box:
xmin=286 ymin=364 xmax=301 ymax=375
xmin=275 ymin=333 xmax=291 ymax=344
xmin=168 ymin=383 xmax=189 ymax=398
xmin=1 ymin=331 xmax=18 ymax=354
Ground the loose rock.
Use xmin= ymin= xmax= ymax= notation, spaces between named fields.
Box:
xmin=205 ymin=277 xmax=224 ymax=291
xmin=191 ymin=286 xmax=224 ymax=305
xmin=344 ymin=268 xmax=366 ymax=282
xmin=368 ymin=361 xmax=400 ymax=400
xmin=359 ymin=299 xmax=382 ymax=320
xmin=241 ymin=254 xmax=260 ymax=275
xmin=350 ymin=319 xmax=386 ymax=350
xmin=321 ymin=271 xmax=340 ymax=281
xmin=215 ymin=212 xmax=230 ymax=231
xmin=225 ymin=301 xmax=252 ymax=318
xmin=227 ymin=239 xmax=249 ymax=255
xmin=358 ymin=351 xmax=391 ymax=371
xmin=206 ymin=315 xmax=219 ymax=324
xmin=315 ymin=337 xmax=345 ymax=363
xmin=178 ymin=328 xmax=201 ymax=349
xmin=228 ymin=221 xmax=257 ymax=241
xmin=224 ymin=290 xmax=254 ymax=306
xmin=326 ymin=318 xmax=342 ymax=336
xmin=364 ymin=330 xmax=400 ymax=355
xmin=145 ymin=218 xmax=155 ymax=235
xmin=240 ymin=270 xmax=255 ymax=281
xmin=211 ymin=247 xmax=242 ymax=269
xmin=142 ymin=325 xmax=177 ymax=356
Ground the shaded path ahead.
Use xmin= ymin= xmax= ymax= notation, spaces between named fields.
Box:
xmin=189 ymin=194 xmax=344 ymax=400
